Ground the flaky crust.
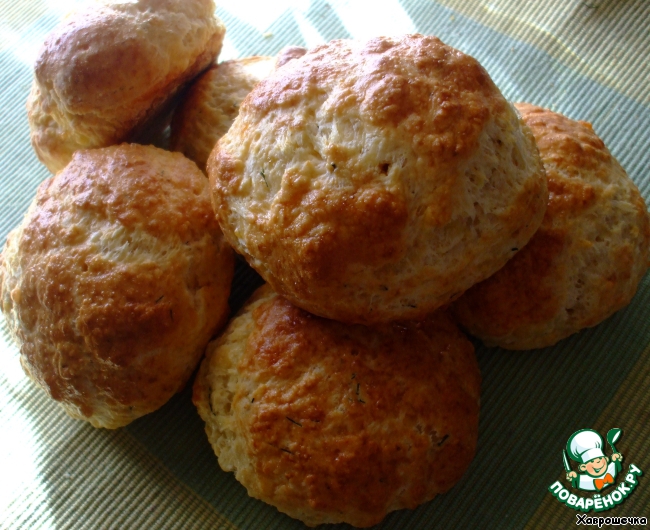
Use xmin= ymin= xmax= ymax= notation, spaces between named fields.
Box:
xmin=27 ymin=0 xmax=226 ymax=173
xmin=193 ymin=285 xmax=481 ymax=527
xmin=0 ymin=144 xmax=234 ymax=428
xmin=452 ymin=103 xmax=650 ymax=350
xmin=170 ymin=56 xmax=276 ymax=172
xmin=208 ymin=34 xmax=547 ymax=324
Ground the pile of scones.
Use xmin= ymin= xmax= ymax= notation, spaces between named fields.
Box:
xmin=1 ymin=0 xmax=649 ymax=527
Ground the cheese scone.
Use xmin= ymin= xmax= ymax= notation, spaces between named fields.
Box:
xmin=171 ymin=56 xmax=277 ymax=172
xmin=193 ymin=285 xmax=481 ymax=527
xmin=208 ymin=34 xmax=547 ymax=324
xmin=0 ymin=144 xmax=234 ymax=428
xmin=171 ymin=47 xmax=307 ymax=172
xmin=452 ymin=103 xmax=650 ymax=349
xmin=27 ymin=0 xmax=226 ymax=173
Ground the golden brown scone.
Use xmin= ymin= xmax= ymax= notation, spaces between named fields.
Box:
xmin=170 ymin=56 xmax=276 ymax=172
xmin=27 ymin=0 xmax=226 ymax=173
xmin=193 ymin=285 xmax=481 ymax=527
xmin=208 ymin=34 xmax=547 ymax=325
xmin=0 ymin=144 xmax=235 ymax=428
xmin=452 ymin=103 xmax=650 ymax=350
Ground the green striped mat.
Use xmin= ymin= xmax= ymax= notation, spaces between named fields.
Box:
xmin=1 ymin=1 xmax=648 ymax=528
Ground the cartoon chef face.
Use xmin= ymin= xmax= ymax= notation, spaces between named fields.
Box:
xmin=567 ymin=429 xmax=607 ymax=470
xmin=580 ymin=455 xmax=610 ymax=477
xmin=565 ymin=428 xmax=624 ymax=492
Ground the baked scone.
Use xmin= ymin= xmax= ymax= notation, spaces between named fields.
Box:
xmin=193 ymin=285 xmax=481 ymax=527
xmin=27 ymin=0 xmax=226 ymax=173
xmin=170 ymin=55 xmax=277 ymax=172
xmin=0 ymin=144 xmax=235 ymax=428
xmin=170 ymin=47 xmax=308 ymax=172
xmin=452 ymin=103 xmax=650 ymax=350
xmin=208 ymin=34 xmax=547 ymax=324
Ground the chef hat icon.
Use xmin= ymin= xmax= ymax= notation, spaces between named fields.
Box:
xmin=567 ymin=429 xmax=606 ymax=464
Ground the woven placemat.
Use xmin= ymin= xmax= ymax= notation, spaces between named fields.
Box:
xmin=1 ymin=1 xmax=648 ymax=528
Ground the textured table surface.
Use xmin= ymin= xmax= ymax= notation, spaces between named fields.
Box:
xmin=1 ymin=1 xmax=649 ymax=528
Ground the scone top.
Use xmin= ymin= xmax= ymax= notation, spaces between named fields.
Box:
xmin=0 ymin=144 xmax=234 ymax=428
xmin=209 ymin=34 xmax=548 ymax=324
xmin=193 ymin=285 xmax=481 ymax=527
xmin=28 ymin=0 xmax=226 ymax=173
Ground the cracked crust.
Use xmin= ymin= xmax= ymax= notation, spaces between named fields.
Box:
xmin=0 ymin=144 xmax=234 ymax=428
xmin=208 ymin=34 xmax=547 ymax=324
xmin=452 ymin=103 xmax=650 ymax=349
xmin=27 ymin=0 xmax=226 ymax=173
xmin=193 ymin=285 xmax=481 ymax=527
